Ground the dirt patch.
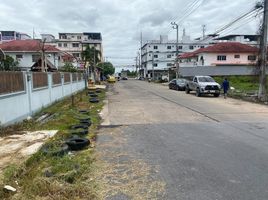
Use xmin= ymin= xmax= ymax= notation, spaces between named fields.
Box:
xmin=95 ymin=127 xmax=166 ymax=199
xmin=0 ymin=130 xmax=57 ymax=173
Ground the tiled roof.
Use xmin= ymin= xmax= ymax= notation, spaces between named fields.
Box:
xmin=0 ymin=40 xmax=60 ymax=52
xmin=179 ymin=42 xmax=258 ymax=59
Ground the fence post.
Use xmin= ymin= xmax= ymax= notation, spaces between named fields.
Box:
xmin=71 ymin=73 xmax=73 ymax=94
xmin=61 ymin=73 xmax=64 ymax=98
xmin=48 ymin=72 xmax=52 ymax=104
xmin=26 ymin=72 xmax=33 ymax=116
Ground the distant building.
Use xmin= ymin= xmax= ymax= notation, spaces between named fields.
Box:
xmin=178 ymin=42 xmax=258 ymax=67
xmin=41 ymin=34 xmax=56 ymax=43
xmin=140 ymin=31 xmax=212 ymax=80
xmin=0 ymin=40 xmax=61 ymax=71
xmin=0 ymin=31 xmax=31 ymax=44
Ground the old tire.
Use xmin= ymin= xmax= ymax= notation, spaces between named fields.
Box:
xmin=214 ymin=93 xmax=220 ymax=97
xmin=96 ymin=90 xmax=102 ymax=93
xmin=89 ymin=94 xmax=98 ymax=98
xmin=90 ymin=98 xmax=99 ymax=103
xmin=70 ymin=129 xmax=88 ymax=135
xmin=65 ymin=138 xmax=90 ymax=151
xmin=79 ymin=110 xmax=89 ymax=115
xmin=80 ymin=120 xmax=92 ymax=127
xmin=70 ymin=124 xmax=88 ymax=130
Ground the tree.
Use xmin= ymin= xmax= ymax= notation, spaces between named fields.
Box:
xmin=82 ymin=46 xmax=101 ymax=81
xmin=60 ymin=62 xmax=78 ymax=72
xmin=97 ymin=62 xmax=115 ymax=76
xmin=0 ymin=55 xmax=19 ymax=71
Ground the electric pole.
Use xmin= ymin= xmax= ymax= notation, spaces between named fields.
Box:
xmin=202 ymin=25 xmax=206 ymax=39
xmin=258 ymin=0 xmax=268 ymax=101
xmin=40 ymin=39 xmax=46 ymax=72
xmin=152 ymin=52 xmax=155 ymax=81
xmin=140 ymin=32 xmax=143 ymax=78
xmin=171 ymin=22 xmax=179 ymax=79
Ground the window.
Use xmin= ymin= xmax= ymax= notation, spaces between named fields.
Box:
xmin=61 ymin=35 xmax=67 ymax=39
xmin=167 ymin=63 xmax=173 ymax=66
xmin=189 ymin=46 xmax=194 ymax=50
xmin=153 ymin=54 xmax=158 ymax=58
xmin=167 ymin=46 xmax=171 ymax=49
xmin=153 ymin=46 xmax=158 ymax=50
xmin=64 ymin=43 xmax=67 ymax=47
xmin=248 ymin=55 xmax=257 ymax=61
xmin=200 ymin=46 xmax=204 ymax=48
xmin=153 ymin=63 xmax=158 ymax=67
xmin=16 ymin=55 xmax=23 ymax=60
xmin=234 ymin=55 xmax=240 ymax=59
xmin=71 ymin=36 xmax=75 ymax=38
xmin=77 ymin=36 xmax=81 ymax=39
xmin=72 ymin=43 xmax=79 ymax=48
xmin=32 ymin=55 xmax=41 ymax=62
xmin=217 ymin=55 xmax=227 ymax=61
xmin=167 ymin=54 xmax=172 ymax=58
xmin=178 ymin=46 xmax=183 ymax=49
xmin=58 ymin=43 xmax=62 ymax=47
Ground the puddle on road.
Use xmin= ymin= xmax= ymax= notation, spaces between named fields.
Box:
xmin=95 ymin=126 xmax=166 ymax=200
xmin=0 ymin=130 xmax=57 ymax=174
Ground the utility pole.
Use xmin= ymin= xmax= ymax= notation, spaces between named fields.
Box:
xmin=140 ymin=32 xmax=143 ymax=77
xmin=171 ymin=22 xmax=179 ymax=79
xmin=202 ymin=25 xmax=206 ymax=39
xmin=40 ymin=39 xmax=46 ymax=72
xmin=152 ymin=52 xmax=155 ymax=81
xmin=258 ymin=0 xmax=268 ymax=101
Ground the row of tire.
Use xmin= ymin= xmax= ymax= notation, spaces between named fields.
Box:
xmin=41 ymin=89 xmax=102 ymax=156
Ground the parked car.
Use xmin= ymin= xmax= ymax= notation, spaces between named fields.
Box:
xmin=169 ymin=79 xmax=187 ymax=91
xmin=121 ymin=77 xmax=128 ymax=80
xmin=185 ymin=76 xmax=221 ymax=97
xmin=107 ymin=76 xmax=116 ymax=83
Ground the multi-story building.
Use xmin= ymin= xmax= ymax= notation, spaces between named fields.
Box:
xmin=0 ymin=31 xmax=31 ymax=44
xmin=56 ymin=32 xmax=103 ymax=62
xmin=140 ymin=32 xmax=213 ymax=80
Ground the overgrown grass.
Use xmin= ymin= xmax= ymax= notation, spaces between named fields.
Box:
xmin=0 ymin=89 xmax=106 ymax=199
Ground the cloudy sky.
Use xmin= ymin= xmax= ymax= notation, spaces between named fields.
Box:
xmin=0 ymin=0 xmax=262 ymax=71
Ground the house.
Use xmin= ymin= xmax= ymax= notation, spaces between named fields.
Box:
xmin=0 ymin=39 xmax=61 ymax=71
xmin=0 ymin=31 xmax=31 ymax=44
xmin=140 ymin=31 xmax=212 ymax=80
xmin=178 ymin=42 xmax=259 ymax=67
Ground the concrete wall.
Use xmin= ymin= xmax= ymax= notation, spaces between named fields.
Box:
xmin=0 ymin=72 xmax=85 ymax=126
xmin=179 ymin=65 xmax=261 ymax=77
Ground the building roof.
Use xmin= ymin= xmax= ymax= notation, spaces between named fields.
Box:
xmin=0 ymin=39 xmax=60 ymax=52
xmin=179 ymin=42 xmax=258 ymax=59
xmin=214 ymin=34 xmax=260 ymax=41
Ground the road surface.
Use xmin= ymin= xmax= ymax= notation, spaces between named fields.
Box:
xmin=97 ymin=79 xmax=268 ymax=200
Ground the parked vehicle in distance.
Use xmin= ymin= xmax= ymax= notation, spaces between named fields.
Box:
xmin=107 ymin=75 xmax=116 ymax=83
xmin=169 ymin=79 xmax=187 ymax=91
xmin=121 ymin=77 xmax=128 ymax=80
xmin=185 ymin=76 xmax=221 ymax=97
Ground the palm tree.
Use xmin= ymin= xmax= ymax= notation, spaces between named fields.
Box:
xmin=82 ymin=45 xmax=101 ymax=82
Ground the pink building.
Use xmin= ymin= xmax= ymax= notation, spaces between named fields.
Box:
xmin=178 ymin=42 xmax=259 ymax=67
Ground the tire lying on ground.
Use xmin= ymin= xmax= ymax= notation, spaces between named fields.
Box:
xmin=41 ymin=143 xmax=69 ymax=156
xmin=89 ymin=94 xmax=98 ymax=98
xmin=65 ymin=138 xmax=90 ymax=151
xmin=88 ymin=91 xmax=95 ymax=95
xmin=79 ymin=110 xmax=90 ymax=115
xmin=95 ymin=89 xmax=102 ymax=93
xmin=89 ymin=98 xmax=99 ymax=103
xmin=75 ymin=116 xmax=91 ymax=121
xmin=70 ymin=129 xmax=88 ymax=135
xmin=80 ymin=119 xmax=92 ymax=127
xmin=70 ymin=124 xmax=88 ymax=130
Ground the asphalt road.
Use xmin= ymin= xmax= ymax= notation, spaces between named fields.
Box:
xmin=98 ymin=79 xmax=268 ymax=200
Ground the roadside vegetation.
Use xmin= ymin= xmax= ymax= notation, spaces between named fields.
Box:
xmin=0 ymin=89 xmax=105 ymax=199
xmin=213 ymin=75 xmax=268 ymax=102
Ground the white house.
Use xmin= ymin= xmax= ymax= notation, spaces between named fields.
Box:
xmin=0 ymin=39 xmax=61 ymax=71
xmin=178 ymin=42 xmax=259 ymax=67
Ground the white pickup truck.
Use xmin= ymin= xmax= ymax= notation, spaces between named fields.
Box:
xmin=185 ymin=76 xmax=221 ymax=97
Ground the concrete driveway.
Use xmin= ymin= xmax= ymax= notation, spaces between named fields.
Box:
xmin=97 ymin=80 xmax=268 ymax=200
